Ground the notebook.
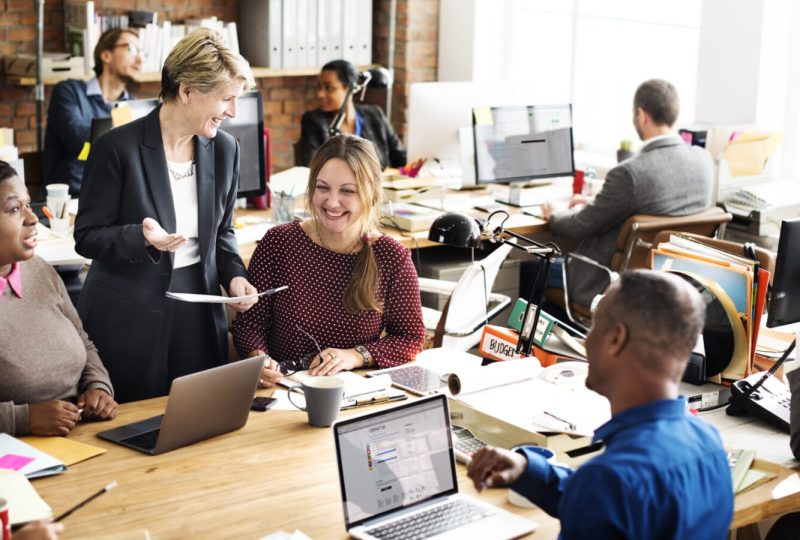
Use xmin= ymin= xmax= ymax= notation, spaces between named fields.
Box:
xmin=333 ymin=394 xmax=537 ymax=539
xmin=97 ymin=356 xmax=263 ymax=455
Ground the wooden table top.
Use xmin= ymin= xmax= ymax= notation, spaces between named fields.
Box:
xmin=32 ymin=393 xmax=559 ymax=539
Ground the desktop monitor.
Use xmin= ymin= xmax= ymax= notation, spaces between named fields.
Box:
xmin=406 ymin=82 xmax=537 ymax=185
xmin=220 ymin=90 xmax=266 ymax=198
xmin=767 ymin=217 xmax=800 ymax=327
xmin=472 ymin=104 xmax=574 ymax=186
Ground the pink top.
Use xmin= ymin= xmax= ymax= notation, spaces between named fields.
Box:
xmin=232 ymin=221 xmax=425 ymax=369
xmin=0 ymin=262 xmax=22 ymax=299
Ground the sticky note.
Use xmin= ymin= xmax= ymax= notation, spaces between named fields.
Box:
xmin=0 ymin=453 xmax=35 ymax=471
xmin=111 ymin=105 xmax=134 ymax=127
xmin=473 ymin=107 xmax=494 ymax=126
xmin=78 ymin=142 xmax=90 ymax=161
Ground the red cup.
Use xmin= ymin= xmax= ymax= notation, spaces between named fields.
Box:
xmin=248 ymin=194 xmax=269 ymax=210
xmin=572 ymin=169 xmax=585 ymax=195
xmin=0 ymin=498 xmax=10 ymax=540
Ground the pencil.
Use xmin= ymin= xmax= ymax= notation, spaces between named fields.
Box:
xmin=42 ymin=206 xmax=54 ymax=220
xmin=55 ymin=481 xmax=117 ymax=522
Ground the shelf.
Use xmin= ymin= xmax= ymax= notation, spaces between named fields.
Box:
xmin=5 ymin=66 xmax=323 ymax=87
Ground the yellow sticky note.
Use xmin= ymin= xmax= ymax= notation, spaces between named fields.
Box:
xmin=78 ymin=141 xmax=91 ymax=161
xmin=111 ymin=105 xmax=134 ymax=127
xmin=473 ymin=107 xmax=494 ymax=126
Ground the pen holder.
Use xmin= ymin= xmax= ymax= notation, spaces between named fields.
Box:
xmin=274 ymin=192 xmax=295 ymax=224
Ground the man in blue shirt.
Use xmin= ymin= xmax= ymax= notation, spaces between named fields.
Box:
xmin=468 ymin=270 xmax=733 ymax=539
xmin=43 ymin=28 xmax=141 ymax=195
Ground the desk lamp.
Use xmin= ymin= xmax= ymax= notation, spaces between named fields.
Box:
xmin=428 ymin=210 xmax=562 ymax=356
xmin=328 ymin=67 xmax=391 ymax=137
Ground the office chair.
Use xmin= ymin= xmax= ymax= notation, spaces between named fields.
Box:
xmin=562 ymin=252 xmax=618 ymax=331
xmin=611 ymin=206 xmax=732 ymax=273
xmin=418 ymin=242 xmax=514 ymax=351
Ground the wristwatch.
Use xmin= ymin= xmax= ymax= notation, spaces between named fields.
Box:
xmin=355 ymin=345 xmax=374 ymax=368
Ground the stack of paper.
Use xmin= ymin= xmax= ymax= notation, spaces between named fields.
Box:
xmin=19 ymin=436 xmax=105 ymax=466
xmin=0 ymin=434 xmax=66 ymax=479
xmin=728 ymin=449 xmax=777 ymax=494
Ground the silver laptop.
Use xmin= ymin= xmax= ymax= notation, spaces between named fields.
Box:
xmin=98 ymin=355 xmax=264 ymax=455
xmin=333 ymin=394 xmax=537 ymax=539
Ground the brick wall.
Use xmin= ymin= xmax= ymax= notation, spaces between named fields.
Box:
xmin=0 ymin=0 xmax=439 ymax=176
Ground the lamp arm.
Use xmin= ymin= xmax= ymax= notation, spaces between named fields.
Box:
xmin=490 ymin=228 xmax=563 ymax=258
xmin=328 ymin=84 xmax=358 ymax=137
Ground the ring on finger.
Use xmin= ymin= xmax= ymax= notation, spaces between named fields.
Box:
xmin=327 ymin=352 xmax=335 ymax=360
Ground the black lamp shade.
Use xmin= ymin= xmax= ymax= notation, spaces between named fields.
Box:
xmin=364 ymin=67 xmax=391 ymax=89
xmin=428 ymin=212 xmax=483 ymax=248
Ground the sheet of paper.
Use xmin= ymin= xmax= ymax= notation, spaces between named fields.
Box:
xmin=446 ymin=357 xmax=542 ymax=396
xmin=281 ymin=370 xmax=394 ymax=400
xmin=19 ymin=436 xmax=105 ymax=467
xmin=165 ymin=286 xmax=287 ymax=304
xmin=0 ymin=470 xmax=52 ymax=525
xmin=414 ymin=347 xmax=483 ymax=377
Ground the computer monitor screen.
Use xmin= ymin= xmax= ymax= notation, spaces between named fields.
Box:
xmin=472 ymin=104 xmax=574 ymax=185
xmin=220 ymin=90 xmax=266 ymax=198
xmin=767 ymin=218 xmax=800 ymax=327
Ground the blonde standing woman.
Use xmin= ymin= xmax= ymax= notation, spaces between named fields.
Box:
xmin=75 ymin=28 xmax=259 ymax=403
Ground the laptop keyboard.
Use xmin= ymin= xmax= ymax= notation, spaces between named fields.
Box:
xmin=365 ymin=499 xmax=495 ymax=540
xmin=120 ymin=429 xmax=160 ymax=451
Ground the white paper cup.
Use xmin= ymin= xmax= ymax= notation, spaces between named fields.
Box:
xmin=45 ymin=183 xmax=70 ymax=198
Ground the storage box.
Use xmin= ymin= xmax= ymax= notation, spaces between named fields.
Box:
xmin=4 ymin=53 xmax=85 ymax=78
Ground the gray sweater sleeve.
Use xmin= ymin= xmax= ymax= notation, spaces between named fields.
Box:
xmin=549 ymin=166 xmax=635 ymax=239
xmin=0 ymin=402 xmax=30 ymax=436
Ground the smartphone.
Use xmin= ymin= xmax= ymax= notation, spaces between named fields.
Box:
xmin=251 ymin=396 xmax=277 ymax=412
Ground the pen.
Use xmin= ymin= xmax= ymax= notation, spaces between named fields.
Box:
xmin=54 ymin=481 xmax=117 ymax=522
xmin=42 ymin=206 xmax=54 ymax=220
xmin=342 ymin=395 xmax=407 ymax=409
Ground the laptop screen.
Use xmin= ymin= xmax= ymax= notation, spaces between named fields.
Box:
xmin=334 ymin=395 xmax=458 ymax=528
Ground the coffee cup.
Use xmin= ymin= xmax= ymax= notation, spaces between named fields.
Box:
xmin=288 ymin=376 xmax=345 ymax=427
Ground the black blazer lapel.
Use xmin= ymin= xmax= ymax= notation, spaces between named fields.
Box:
xmin=141 ymin=107 xmax=177 ymax=234
xmin=195 ymin=136 xmax=215 ymax=265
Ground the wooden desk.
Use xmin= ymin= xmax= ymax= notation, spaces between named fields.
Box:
xmin=33 ymin=395 xmax=560 ymax=539
xmin=31 ymin=389 xmax=800 ymax=539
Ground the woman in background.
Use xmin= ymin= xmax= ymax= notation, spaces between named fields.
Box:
xmin=233 ymin=135 xmax=424 ymax=387
xmin=299 ymin=59 xmax=406 ymax=169
xmin=0 ymin=161 xmax=117 ymax=436
xmin=74 ymin=28 xmax=258 ymax=403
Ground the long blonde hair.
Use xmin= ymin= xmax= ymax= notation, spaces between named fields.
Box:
xmin=306 ymin=135 xmax=383 ymax=314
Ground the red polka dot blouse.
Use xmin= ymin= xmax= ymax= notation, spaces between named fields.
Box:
xmin=232 ymin=221 xmax=425 ymax=368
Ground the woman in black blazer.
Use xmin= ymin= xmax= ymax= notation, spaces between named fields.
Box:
xmin=299 ymin=59 xmax=406 ymax=169
xmin=74 ymin=28 xmax=259 ymax=403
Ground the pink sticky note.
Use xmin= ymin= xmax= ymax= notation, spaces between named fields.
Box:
xmin=0 ymin=453 xmax=35 ymax=471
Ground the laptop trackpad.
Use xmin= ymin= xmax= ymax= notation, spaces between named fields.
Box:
xmin=99 ymin=415 xmax=164 ymax=440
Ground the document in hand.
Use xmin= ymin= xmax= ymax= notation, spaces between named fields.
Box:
xmin=165 ymin=285 xmax=288 ymax=304
xmin=0 ymin=434 xmax=66 ymax=479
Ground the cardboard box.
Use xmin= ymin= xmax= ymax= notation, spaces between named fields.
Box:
xmin=4 ymin=53 xmax=85 ymax=78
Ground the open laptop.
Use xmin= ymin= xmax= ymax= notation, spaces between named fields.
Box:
xmin=333 ymin=394 xmax=537 ymax=539
xmin=98 ymin=355 xmax=264 ymax=455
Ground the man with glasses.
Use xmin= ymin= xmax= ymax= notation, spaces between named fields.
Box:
xmin=44 ymin=28 xmax=142 ymax=195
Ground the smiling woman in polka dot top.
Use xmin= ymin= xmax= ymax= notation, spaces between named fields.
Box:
xmin=232 ymin=134 xmax=425 ymax=387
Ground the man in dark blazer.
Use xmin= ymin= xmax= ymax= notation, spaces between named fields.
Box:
xmin=532 ymin=79 xmax=714 ymax=300
xmin=74 ymin=105 xmax=251 ymax=403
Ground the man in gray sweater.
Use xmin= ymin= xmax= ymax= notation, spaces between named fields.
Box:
xmin=532 ymin=79 xmax=714 ymax=303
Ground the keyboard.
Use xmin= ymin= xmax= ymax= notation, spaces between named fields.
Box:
xmin=365 ymin=499 xmax=495 ymax=540
xmin=120 ymin=429 xmax=161 ymax=451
